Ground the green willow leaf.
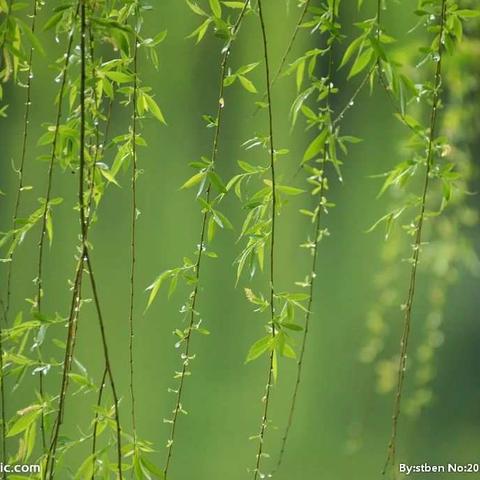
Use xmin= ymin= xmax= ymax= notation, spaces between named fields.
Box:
xmin=146 ymin=271 xmax=171 ymax=309
xmin=7 ymin=406 xmax=41 ymax=437
xmin=348 ymin=47 xmax=373 ymax=78
xmin=104 ymin=71 xmax=133 ymax=83
xmin=303 ymin=128 xmax=329 ymax=163
xmin=209 ymin=0 xmax=222 ymax=18
xmin=238 ymin=75 xmax=257 ymax=93
xmin=181 ymin=171 xmax=207 ymax=190
xmin=245 ymin=335 xmax=273 ymax=363
xmin=144 ymin=94 xmax=167 ymax=124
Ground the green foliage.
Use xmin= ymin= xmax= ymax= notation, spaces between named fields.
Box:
xmin=0 ymin=0 xmax=478 ymax=479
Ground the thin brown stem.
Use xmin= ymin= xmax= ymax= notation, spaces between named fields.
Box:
xmin=272 ymin=0 xmax=311 ymax=87
xmin=91 ymin=367 xmax=107 ymax=480
xmin=5 ymin=0 xmax=39 ymax=323
xmin=45 ymin=266 xmax=84 ymax=480
xmin=0 ymin=0 xmax=40 ymax=469
xmin=42 ymin=3 xmax=107 ymax=478
xmin=83 ymin=20 xmax=119 ymax=479
xmin=128 ymin=4 xmax=139 ymax=449
xmin=163 ymin=3 xmax=249 ymax=477
xmin=84 ymin=255 xmax=123 ymax=480
xmin=36 ymin=6 xmax=81 ymax=465
xmin=253 ymin=0 xmax=310 ymax=116
xmin=252 ymin=1 xmax=277 ymax=479
xmin=36 ymin=1 xmax=79 ymax=319
xmin=383 ymin=0 xmax=447 ymax=475
xmin=79 ymin=3 xmax=123 ymax=477
xmin=275 ymin=0 xmax=337 ymax=472
xmin=333 ymin=64 xmax=373 ymax=126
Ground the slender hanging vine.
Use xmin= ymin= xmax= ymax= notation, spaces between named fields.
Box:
xmin=349 ymin=0 xmax=480 ymax=465
xmin=275 ymin=0 xmax=340 ymax=472
xmin=44 ymin=2 xmax=133 ymax=478
xmin=128 ymin=0 xmax=140 ymax=457
xmin=1 ymin=0 xmax=41 ymax=470
xmin=249 ymin=2 xmax=279 ymax=478
xmin=146 ymin=1 xmax=250 ymax=477
xmin=4 ymin=0 xmax=39 ymax=324
xmin=383 ymin=1 xmax=447 ymax=472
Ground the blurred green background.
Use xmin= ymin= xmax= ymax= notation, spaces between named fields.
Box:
xmin=1 ymin=1 xmax=479 ymax=478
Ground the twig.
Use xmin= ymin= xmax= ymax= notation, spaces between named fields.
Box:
xmin=272 ymin=0 xmax=311 ymax=87
xmin=91 ymin=367 xmax=107 ymax=480
xmin=253 ymin=0 xmax=310 ymax=117
xmin=383 ymin=0 xmax=447 ymax=474
xmin=0 ymin=0 xmax=40 ymax=469
xmin=43 ymin=3 xmax=121 ymax=478
xmin=36 ymin=4 xmax=82 ymax=464
xmin=84 ymin=20 xmax=117 ymax=480
xmin=84 ymin=255 xmax=123 ymax=480
xmin=333 ymin=65 xmax=373 ymax=126
xmin=274 ymin=0 xmax=337 ymax=472
xmin=252 ymin=1 xmax=277 ymax=479
xmin=128 ymin=3 xmax=139 ymax=450
xmin=163 ymin=3 xmax=250 ymax=477
xmin=80 ymin=4 xmax=124 ymax=475
xmin=4 ymin=0 xmax=39 ymax=323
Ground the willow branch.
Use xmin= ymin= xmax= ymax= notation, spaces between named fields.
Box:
xmin=333 ymin=65 xmax=373 ymax=126
xmin=256 ymin=0 xmax=310 ymax=109
xmin=4 ymin=0 xmax=39 ymax=323
xmin=91 ymin=367 xmax=107 ymax=480
xmin=383 ymin=0 xmax=447 ymax=474
xmin=252 ymin=2 xmax=277 ymax=479
xmin=42 ymin=3 xmax=108 ymax=478
xmin=35 ymin=5 xmax=82 ymax=463
xmin=36 ymin=2 xmax=79 ymax=319
xmin=128 ymin=4 xmax=139 ymax=449
xmin=163 ymin=3 xmax=249 ymax=476
xmin=78 ymin=2 xmax=124 ymax=477
xmin=0 ymin=0 xmax=41 ymax=468
xmin=275 ymin=0 xmax=337 ymax=472
xmin=56 ymin=2 xmax=124 ymax=476
xmin=84 ymin=255 xmax=123 ymax=480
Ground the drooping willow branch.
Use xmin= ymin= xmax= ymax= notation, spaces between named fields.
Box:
xmin=4 ymin=0 xmax=39 ymax=323
xmin=45 ymin=3 xmax=123 ymax=478
xmin=162 ymin=3 xmax=250 ymax=476
xmin=333 ymin=0 xmax=383 ymax=126
xmin=0 ymin=0 xmax=40 ymax=467
xmin=42 ymin=8 xmax=84 ymax=480
xmin=272 ymin=0 xmax=311 ymax=86
xmin=128 ymin=1 xmax=140 ymax=450
xmin=91 ymin=366 xmax=107 ymax=479
xmin=36 ymin=1 xmax=79 ymax=325
xmin=255 ymin=0 xmax=311 ymax=111
xmin=85 ymin=16 xmax=118 ymax=479
xmin=275 ymin=0 xmax=338 ymax=472
xmin=34 ymin=4 xmax=82 ymax=459
xmin=83 ymin=256 xmax=123 ymax=480
xmin=251 ymin=2 xmax=277 ymax=479
xmin=383 ymin=0 xmax=447 ymax=473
